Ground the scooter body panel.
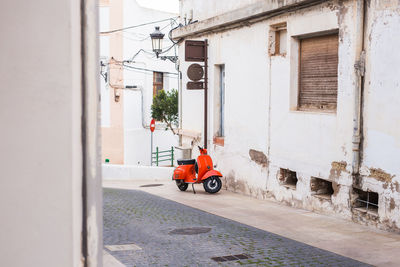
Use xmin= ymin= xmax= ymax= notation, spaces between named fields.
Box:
xmin=199 ymin=170 xmax=223 ymax=181
xmin=172 ymin=166 xmax=187 ymax=180
xmin=172 ymin=164 xmax=197 ymax=183
xmin=196 ymin=154 xmax=214 ymax=179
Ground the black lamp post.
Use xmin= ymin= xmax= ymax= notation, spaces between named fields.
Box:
xmin=150 ymin=26 xmax=178 ymax=63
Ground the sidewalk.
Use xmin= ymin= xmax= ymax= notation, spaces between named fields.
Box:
xmin=103 ymin=179 xmax=400 ymax=267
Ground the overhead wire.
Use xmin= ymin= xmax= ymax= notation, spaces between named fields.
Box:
xmin=122 ymin=68 xmax=178 ymax=78
xmin=99 ymin=16 xmax=183 ymax=78
xmin=128 ymin=21 xmax=172 ymax=41
xmin=118 ymin=63 xmax=178 ymax=76
xmin=100 ymin=17 xmax=178 ymax=34
xmin=100 ymin=59 xmax=178 ymax=76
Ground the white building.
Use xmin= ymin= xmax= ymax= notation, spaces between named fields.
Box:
xmin=173 ymin=0 xmax=400 ymax=232
xmin=99 ymin=0 xmax=179 ymax=166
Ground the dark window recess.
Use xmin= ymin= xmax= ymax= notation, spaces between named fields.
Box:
xmin=353 ymin=188 xmax=379 ymax=214
xmin=298 ymin=33 xmax=338 ymax=111
xmin=211 ymin=254 xmax=252 ymax=262
xmin=279 ymin=168 xmax=298 ymax=189
xmin=153 ymin=71 xmax=163 ymax=96
xmin=310 ymin=177 xmax=334 ymax=200
xmin=269 ymin=23 xmax=287 ymax=56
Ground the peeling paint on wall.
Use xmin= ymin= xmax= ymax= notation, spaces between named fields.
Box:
xmin=249 ymin=149 xmax=268 ymax=167
xmin=390 ymin=198 xmax=396 ymax=210
xmin=369 ymin=168 xmax=393 ymax=183
xmin=329 ymin=161 xmax=347 ymax=180
xmin=336 ymin=0 xmax=348 ymax=42
xmin=395 ymin=182 xmax=400 ymax=193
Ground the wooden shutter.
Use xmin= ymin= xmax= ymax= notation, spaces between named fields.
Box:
xmin=153 ymin=72 xmax=163 ymax=96
xmin=299 ymin=34 xmax=338 ymax=110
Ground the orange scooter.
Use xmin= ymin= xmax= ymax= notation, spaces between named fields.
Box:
xmin=172 ymin=146 xmax=222 ymax=194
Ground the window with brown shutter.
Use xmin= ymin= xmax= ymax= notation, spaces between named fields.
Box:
xmin=298 ymin=33 xmax=338 ymax=111
xmin=153 ymin=71 xmax=163 ymax=96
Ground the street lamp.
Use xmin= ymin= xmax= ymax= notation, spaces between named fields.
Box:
xmin=150 ymin=26 xmax=178 ymax=63
xmin=150 ymin=26 xmax=164 ymax=57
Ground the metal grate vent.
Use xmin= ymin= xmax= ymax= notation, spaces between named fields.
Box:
xmin=211 ymin=254 xmax=252 ymax=262
xmin=139 ymin=184 xmax=163 ymax=187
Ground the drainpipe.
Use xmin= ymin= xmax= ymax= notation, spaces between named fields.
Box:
xmin=178 ymin=68 xmax=183 ymax=130
xmin=178 ymin=69 xmax=183 ymax=146
xmin=352 ymin=0 xmax=366 ymax=176
xmin=123 ymin=60 xmax=148 ymax=128
xmin=125 ymin=85 xmax=147 ymax=129
xmin=267 ymin=44 xmax=273 ymax=188
xmin=204 ymin=39 xmax=208 ymax=149
xmin=173 ymin=42 xmax=183 ymax=131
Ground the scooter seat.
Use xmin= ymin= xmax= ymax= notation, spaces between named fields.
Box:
xmin=177 ymin=159 xmax=196 ymax=165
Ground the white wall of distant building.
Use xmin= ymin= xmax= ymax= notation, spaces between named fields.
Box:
xmin=122 ymin=0 xmax=179 ymax=165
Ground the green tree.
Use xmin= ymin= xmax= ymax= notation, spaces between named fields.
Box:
xmin=151 ymin=89 xmax=178 ymax=134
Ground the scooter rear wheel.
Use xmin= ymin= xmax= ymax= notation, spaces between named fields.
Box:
xmin=203 ymin=176 xmax=222 ymax=193
xmin=175 ymin=180 xmax=188 ymax=191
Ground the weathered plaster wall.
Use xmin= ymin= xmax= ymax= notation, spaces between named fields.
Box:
xmin=100 ymin=0 xmax=179 ymax=165
xmin=180 ymin=0 xmax=261 ymax=22
xmin=177 ymin=0 xmax=400 ymax=232
xmin=264 ymin=0 xmax=357 ymax=218
xmin=358 ymin=1 xmax=400 ymax=230
xmin=179 ymin=21 xmax=271 ymax=196
xmin=122 ymin=0 xmax=179 ymax=166
xmin=179 ymin=0 xmax=327 ymax=25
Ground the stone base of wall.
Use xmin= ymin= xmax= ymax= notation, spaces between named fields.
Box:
xmin=222 ymin=167 xmax=400 ymax=233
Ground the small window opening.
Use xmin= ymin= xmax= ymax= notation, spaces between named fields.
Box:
xmin=353 ymin=188 xmax=379 ymax=215
xmin=269 ymin=23 xmax=287 ymax=56
xmin=153 ymin=71 xmax=164 ymax=96
xmin=279 ymin=168 xmax=297 ymax=189
xmin=310 ymin=177 xmax=334 ymax=200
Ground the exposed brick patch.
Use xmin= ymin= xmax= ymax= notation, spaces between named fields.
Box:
xmin=213 ymin=136 xmax=224 ymax=146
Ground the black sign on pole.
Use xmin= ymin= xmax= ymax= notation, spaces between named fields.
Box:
xmin=185 ymin=40 xmax=206 ymax=62
xmin=184 ymin=40 xmax=208 ymax=148
xmin=187 ymin=82 xmax=204 ymax=90
xmin=187 ymin=63 xmax=204 ymax=81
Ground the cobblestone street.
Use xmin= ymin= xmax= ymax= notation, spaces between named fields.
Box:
xmin=103 ymin=188 xmax=370 ymax=267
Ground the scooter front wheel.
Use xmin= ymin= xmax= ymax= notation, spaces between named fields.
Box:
xmin=203 ymin=176 xmax=222 ymax=193
xmin=175 ymin=180 xmax=188 ymax=191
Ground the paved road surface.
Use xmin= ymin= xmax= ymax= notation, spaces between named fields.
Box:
xmin=103 ymin=188 xmax=370 ymax=267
